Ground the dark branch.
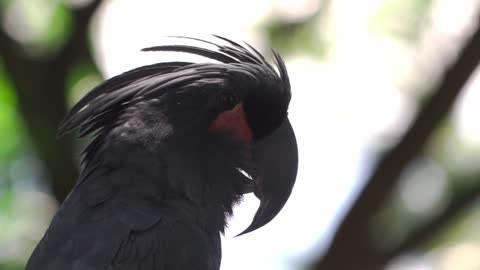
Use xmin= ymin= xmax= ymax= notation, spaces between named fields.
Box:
xmin=0 ymin=12 xmax=31 ymax=83
xmin=315 ymin=13 xmax=480 ymax=270
xmin=0 ymin=21 xmax=17 ymax=61
xmin=53 ymin=0 xmax=103 ymax=71
xmin=388 ymin=179 xmax=480 ymax=258
xmin=0 ymin=0 xmax=104 ymax=202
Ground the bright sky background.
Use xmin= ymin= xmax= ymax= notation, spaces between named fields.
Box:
xmin=88 ymin=0 xmax=480 ymax=269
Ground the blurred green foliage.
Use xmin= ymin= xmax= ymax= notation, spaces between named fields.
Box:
xmin=371 ymin=0 xmax=434 ymax=40
xmin=266 ymin=17 xmax=327 ymax=58
xmin=0 ymin=63 xmax=22 ymax=159
xmin=0 ymin=65 xmax=30 ymax=268
xmin=5 ymin=0 xmax=73 ymax=55
xmin=66 ymin=62 xmax=103 ymax=107
xmin=0 ymin=1 xmax=75 ymax=267
xmin=0 ymin=262 xmax=24 ymax=270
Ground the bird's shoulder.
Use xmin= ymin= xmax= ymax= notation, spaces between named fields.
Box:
xmin=27 ymin=165 xmax=220 ymax=270
xmin=110 ymin=216 xmax=221 ymax=270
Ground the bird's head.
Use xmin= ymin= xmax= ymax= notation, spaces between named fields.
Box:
xmin=59 ymin=36 xmax=298 ymax=235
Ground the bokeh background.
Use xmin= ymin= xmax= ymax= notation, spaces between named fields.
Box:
xmin=1 ymin=0 xmax=480 ymax=269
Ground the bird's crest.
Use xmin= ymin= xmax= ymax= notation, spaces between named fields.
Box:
xmin=59 ymin=36 xmax=290 ymax=141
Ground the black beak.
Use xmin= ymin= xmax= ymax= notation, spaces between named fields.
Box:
xmin=237 ymin=118 xmax=298 ymax=236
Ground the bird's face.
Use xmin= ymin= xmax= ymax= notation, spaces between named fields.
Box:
xmin=59 ymin=36 xmax=298 ymax=235
xmin=161 ymin=64 xmax=296 ymax=236
xmin=154 ymin=77 xmax=252 ymax=144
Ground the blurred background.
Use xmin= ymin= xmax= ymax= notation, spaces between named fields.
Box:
xmin=1 ymin=0 xmax=480 ymax=269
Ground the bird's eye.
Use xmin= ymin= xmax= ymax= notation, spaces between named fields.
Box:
xmin=220 ymin=93 xmax=238 ymax=109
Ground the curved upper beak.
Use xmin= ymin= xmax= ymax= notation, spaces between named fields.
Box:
xmin=237 ymin=118 xmax=298 ymax=236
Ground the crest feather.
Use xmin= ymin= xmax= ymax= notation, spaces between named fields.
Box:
xmin=59 ymin=36 xmax=291 ymax=162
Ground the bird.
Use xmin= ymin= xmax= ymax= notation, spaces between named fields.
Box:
xmin=26 ymin=36 xmax=298 ymax=270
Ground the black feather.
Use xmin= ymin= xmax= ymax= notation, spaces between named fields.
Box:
xmin=59 ymin=36 xmax=290 ymax=165
xmin=28 ymin=36 xmax=294 ymax=270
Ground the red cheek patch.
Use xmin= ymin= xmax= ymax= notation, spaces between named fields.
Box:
xmin=209 ymin=103 xmax=253 ymax=144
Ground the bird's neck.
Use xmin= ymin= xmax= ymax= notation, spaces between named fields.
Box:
xmin=84 ymin=123 xmax=253 ymax=234
xmin=159 ymin=133 xmax=253 ymax=232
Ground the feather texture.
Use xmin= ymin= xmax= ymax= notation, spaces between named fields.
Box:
xmin=28 ymin=36 xmax=294 ymax=270
xmin=58 ymin=36 xmax=290 ymax=164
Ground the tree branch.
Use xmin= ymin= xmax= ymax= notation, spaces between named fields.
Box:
xmin=53 ymin=0 xmax=103 ymax=72
xmin=0 ymin=20 xmax=17 ymax=61
xmin=314 ymin=13 xmax=480 ymax=270
xmin=0 ymin=0 xmax=104 ymax=202
xmin=388 ymin=179 xmax=480 ymax=258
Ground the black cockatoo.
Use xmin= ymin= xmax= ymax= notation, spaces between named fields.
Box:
xmin=26 ymin=36 xmax=298 ymax=270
